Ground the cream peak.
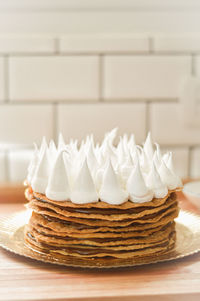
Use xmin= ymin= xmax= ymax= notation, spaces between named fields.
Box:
xmin=166 ymin=152 xmax=174 ymax=172
xmin=104 ymin=128 xmax=118 ymax=145
xmin=28 ymin=143 xmax=38 ymax=173
xmin=70 ymin=159 xmax=98 ymax=204
xmin=46 ymin=151 xmax=70 ymax=201
xmin=86 ymin=141 xmax=98 ymax=175
xmin=58 ymin=133 xmax=66 ymax=150
xmin=128 ymin=134 xmax=136 ymax=151
xmin=165 ymin=153 xmax=183 ymax=188
xmin=31 ymin=148 xmax=50 ymax=194
xmin=140 ymin=148 xmax=150 ymax=173
xmin=27 ymin=144 xmax=39 ymax=184
xmin=146 ymin=162 xmax=168 ymax=198
xmin=153 ymin=150 xmax=161 ymax=170
xmin=39 ymin=136 xmax=48 ymax=157
xmin=99 ymin=160 xmax=128 ymax=205
xmin=49 ymin=140 xmax=57 ymax=158
xmin=155 ymin=143 xmax=162 ymax=161
xmin=144 ymin=132 xmax=154 ymax=160
xmin=159 ymin=160 xmax=179 ymax=190
xmin=127 ymin=161 xmax=153 ymax=203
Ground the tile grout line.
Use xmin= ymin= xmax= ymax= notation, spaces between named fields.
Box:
xmin=149 ymin=37 xmax=154 ymax=54
xmin=145 ymin=101 xmax=151 ymax=136
xmin=0 ymin=98 xmax=179 ymax=104
xmin=53 ymin=103 xmax=58 ymax=143
xmin=3 ymin=55 xmax=9 ymax=103
xmin=191 ymin=54 xmax=197 ymax=76
xmin=98 ymin=54 xmax=104 ymax=102
xmin=54 ymin=36 xmax=60 ymax=55
xmin=0 ymin=52 xmax=197 ymax=57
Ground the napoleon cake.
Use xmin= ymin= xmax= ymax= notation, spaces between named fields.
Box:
xmin=24 ymin=129 xmax=182 ymax=260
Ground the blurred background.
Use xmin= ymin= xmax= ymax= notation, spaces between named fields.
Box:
xmin=1 ymin=0 xmax=200 ymax=185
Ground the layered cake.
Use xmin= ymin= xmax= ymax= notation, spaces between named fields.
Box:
xmin=24 ymin=129 xmax=182 ymax=260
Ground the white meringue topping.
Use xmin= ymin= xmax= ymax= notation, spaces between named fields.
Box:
xmin=31 ymin=148 xmax=50 ymax=194
xmin=166 ymin=152 xmax=183 ymax=188
xmin=143 ymin=132 xmax=154 ymax=160
xmin=58 ymin=133 xmax=66 ymax=150
xmin=70 ymin=159 xmax=98 ymax=204
xmin=159 ymin=160 xmax=178 ymax=190
xmin=27 ymin=129 xmax=181 ymax=204
xmin=99 ymin=160 xmax=128 ymax=205
xmin=146 ymin=162 xmax=168 ymax=198
xmin=39 ymin=136 xmax=48 ymax=157
xmin=127 ymin=161 xmax=153 ymax=203
xmin=46 ymin=151 xmax=70 ymax=201
xmin=27 ymin=144 xmax=39 ymax=184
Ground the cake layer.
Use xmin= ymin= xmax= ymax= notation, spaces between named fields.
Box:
xmin=25 ymin=189 xmax=178 ymax=259
xmin=25 ymin=230 xmax=176 ymax=259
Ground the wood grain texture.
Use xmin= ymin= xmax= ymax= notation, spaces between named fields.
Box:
xmin=0 ymin=193 xmax=200 ymax=301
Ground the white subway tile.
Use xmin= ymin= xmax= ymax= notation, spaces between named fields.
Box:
xmin=0 ymin=36 xmax=55 ymax=54
xmin=0 ymin=57 xmax=4 ymax=101
xmin=9 ymin=56 xmax=99 ymax=101
xmin=103 ymin=56 xmax=191 ymax=99
xmin=190 ymin=147 xmax=200 ymax=178
xmin=8 ymin=149 xmax=33 ymax=183
xmin=0 ymin=151 xmax=6 ymax=182
xmin=57 ymin=103 xmax=146 ymax=144
xmin=195 ymin=56 xmax=200 ymax=76
xmin=154 ymin=35 xmax=200 ymax=53
xmin=59 ymin=35 xmax=149 ymax=53
xmin=150 ymin=103 xmax=200 ymax=145
xmin=162 ymin=146 xmax=189 ymax=178
xmin=0 ymin=105 xmax=54 ymax=144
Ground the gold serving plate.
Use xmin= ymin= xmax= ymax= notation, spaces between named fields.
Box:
xmin=0 ymin=209 xmax=200 ymax=269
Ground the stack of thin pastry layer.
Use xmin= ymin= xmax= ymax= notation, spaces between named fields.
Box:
xmin=24 ymin=187 xmax=178 ymax=259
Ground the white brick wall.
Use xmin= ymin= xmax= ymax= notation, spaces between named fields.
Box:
xmin=0 ymin=36 xmax=55 ymax=54
xmin=0 ymin=105 xmax=54 ymax=144
xmin=0 ymin=57 xmax=4 ymax=101
xmin=8 ymin=149 xmax=33 ymax=183
xmin=59 ymin=35 xmax=149 ymax=53
xmin=154 ymin=35 xmax=200 ymax=53
xmin=1 ymin=34 xmax=200 ymax=182
xmin=150 ymin=103 xmax=200 ymax=145
xmin=57 ymin=103 xmax=146 ymax=143
xmin=9 ymin=56 xmax=99 ymax=101
xmin=103 ymin=56 xmax=191 ymax=99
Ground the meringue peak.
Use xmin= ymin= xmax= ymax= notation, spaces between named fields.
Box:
xmin=31 ymin=148 xmax=50 ymax=194
xmin=71 ymin=159 xmax=98 ymax=204
xmin=144 ymin=132 xmax=154 ymax=160
xmin=39 ymin=136 xmax=48 ymax=156
xmin=99 ymin=160 xmax=128 ymax=205
xmin=127 ymin=161 xmax=153 ymax=203
xmin=146 ymin=162 xmax=168 ymax=198
xmin=159 ymin=160 xmax=178 ymax=190
xmin=46 ymin=151 xmax=70 ymax=201
xmin=27 ymin=129 xmax=182 ymax=204
xmin=27 ymin=145 xmax=39 ymax=184
xmin=155 ymin=143 xmax=162 ymax=161
xmin=58 ymin=133 xmax=66 ymax=150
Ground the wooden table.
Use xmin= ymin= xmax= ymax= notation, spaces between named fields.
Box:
xmin=0 ymin=190 xmax=200 ymax=301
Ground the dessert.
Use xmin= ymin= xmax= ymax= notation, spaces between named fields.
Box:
xmin=24 ymin=129 xmax=182 ymax=260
